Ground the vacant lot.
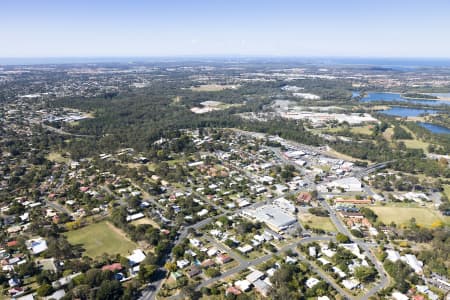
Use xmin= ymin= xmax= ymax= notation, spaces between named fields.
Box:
xmin=397 ymin=125 xmax=430 ymax=152
xmin=350 ymin=125 xmax=373 ymax=135
xmin=131 ymin=217 xmax=160 ymax=229
xmin=66 ymin=221 xmax=137 ymax=257
xmin=399 ymin=139 xmax=430 ymax=152
xmin=299 ymin=213 xmax=337 ymax=232
xmin=46 ymin=151 xmax=70 ymax=163
xmin=190 ymin=84 xmax=239 ymax=92
xmin=326 ymin=147 xmax=370 ymax=163
xmin=383 ymin=127 xmax=394 ymax=141
xmin=371 ymin=206 xmax=448 ymax=227
xmin=443 ymin=185 xmax=450 ymax=199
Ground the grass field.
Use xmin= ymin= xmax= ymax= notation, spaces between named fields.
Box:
xmin=66 ymin=221 xmax=137 ymax=257
xmin=371 ymin=206 xmax=449 ymax=227
xmin=399 ymin=139 xmax=430 ymax=152
xmin=443 ymin=185 xmax=450 ymax=199
xmin=383 ymin=127 xmax=394 ymax=141
xmin=299 ymin=213 xmax=337 ymax=232
xmin=190 ymin=84 xmax=239 ymax=92
xmin=46 ymin=151 xmax=70 ymax=163
xmin=370 ymin=105 xmax=391 ymax=111
xmin=131 ymin=217 xmax=160 ymax=229
xmin=326 ymin=148 xmax=370 ymax=163
xmin=396 ymin=125 xmax=431 ymax=152
xmin=350 ymin=125 xmax=373 ymax=135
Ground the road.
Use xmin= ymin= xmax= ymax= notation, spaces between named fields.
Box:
xmin=194 ymin=236 xmax=333 ymax=292
xmin=191 ymin=190 xmax=230 ymax=214
xmin=32 ymin=120 xmax=94 ymax=138
xmin=266 ymin=144 xmax=390 ymax=299
xmin=45 ymin=165 xmax=72 ymax=215
xmin=320 ymin=198 xmax=389 ymax=300
xmin=203 ymin=235 xmax=245 ymax=265
xmin=295 ymin=250 xmax=355 ymax=300
xmin=353 ymin=161 xmax=394 ymax=179
xmin=45 ymin=200 xmax=71 ymax=215
xmin=147 ymin=133 xmax=392 ymax=299
xmin=165 ymin=236 xmax=333 ymax=300
xmin=139 ymin=268 xmax=166 ymax=300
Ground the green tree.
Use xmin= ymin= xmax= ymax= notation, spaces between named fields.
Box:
xmin=336 ymin=233 xmax=351 ymax=243
xmin=354 ymin=266 xmax=377 ymax=283
xmin=95 ymin=280 xmax=123 ymax=300
xmin=37 ymin=284 xmax=54 ymax=297
xmin=138 ymin=264 xmax=158 ymax=282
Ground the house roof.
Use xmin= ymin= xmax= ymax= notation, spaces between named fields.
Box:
xmin=201 ymin=259 xmax=215 ymax=268
xmin=246 ymin=270 xmax=264 ymax=283
xmin=226 ymin=286 xmax=241 ymax=296
xmin=127 ymin=249 xmax=146 ymax=265
xmin=187 ymin=266 xmax=201 ymax=277
xmin=102 ymin=263 xmax=122 ymax=272
xmin=7 ymin=241 xmax=18 ymax=247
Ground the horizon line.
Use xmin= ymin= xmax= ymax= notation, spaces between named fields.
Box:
xmin=2 ymin=55 xmax=450 ymax=67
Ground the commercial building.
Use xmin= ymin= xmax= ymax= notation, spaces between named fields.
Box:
xmin=242 ymin=205 xmax=297 ymax=232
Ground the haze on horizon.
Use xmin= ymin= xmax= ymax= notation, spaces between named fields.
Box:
xmin=1 ymin=0 xmax=450 ymax=59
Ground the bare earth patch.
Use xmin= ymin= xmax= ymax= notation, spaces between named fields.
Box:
xmin=190 ymin=84 xmax=240 ymax=92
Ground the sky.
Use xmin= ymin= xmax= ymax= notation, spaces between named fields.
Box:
xmin=1 ymin=0 xmax=450 ymax=58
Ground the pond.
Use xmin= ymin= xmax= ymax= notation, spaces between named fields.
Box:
xmin=381 ymin=107 xmax=438 ymax=117
xmin=418 ymin=123 xmax=450 ymax=134
xmin=361 ymin=92 xmax=450 ymax=106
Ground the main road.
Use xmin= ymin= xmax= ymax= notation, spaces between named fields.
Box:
xmin=320 ymin=197 xmax=389 ymax=300
xmin=195 ymin=236 xmax=333 ymax=291
xmin=144 ymin=133 xmax=391 ymax=299
xmin=266 ymin=145 xmax=390 ymax=299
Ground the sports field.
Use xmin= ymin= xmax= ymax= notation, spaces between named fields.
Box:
xmin=371 ymin=206 xmax=449 ymax=228
xmin=66 ymin=221 xmax=137 ymax=257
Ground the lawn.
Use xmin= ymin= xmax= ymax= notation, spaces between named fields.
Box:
xmin=350 ymin=125 xmax=373 ymax=135
xmin=46 ymin=151 xmax=70 ymax=163
xmin=371 ymin=206 xmax=449 ymax=228
xmin=299 ymin=213 xmax=337 ymax=232
xmin=131 ymin=217 xmax=160 ymax=229
xmin=443 ymin=185 xmax=450 ymax=199
xmin=326 ymin=147 xmax=370 ymax=163
xmin=399 ymin=139 xmax=430 ymax=152
xmin=66 ymin=221 xmax=137 ymax=258
xmin=397 ymin=125 xmax=430 ymax=152
xmin=383 ymin=127 xmax=394 ymax=141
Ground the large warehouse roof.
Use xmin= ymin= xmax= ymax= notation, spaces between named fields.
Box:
xmin=242 ymin=205 xmax=297 ymax=232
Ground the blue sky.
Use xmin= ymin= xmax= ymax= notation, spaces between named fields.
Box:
xmin=1 ymin=0 xmax=450 ymax=58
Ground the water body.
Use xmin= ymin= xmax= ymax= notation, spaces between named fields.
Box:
xmin=381 ymin=107 xmax=438 ymax=117
xmin=361 ymin=92 xmax=450 ymax=106
xmin=352 ymin=91 xmax=361 ymax=98
xmin=418 ymin=123 xmax=450 ymax=134
xmin=380 ymin=107 xmax=450 ymax=134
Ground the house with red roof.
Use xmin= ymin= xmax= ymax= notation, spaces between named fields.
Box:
xmin=102 ymin=263 xmax=123 ymax=272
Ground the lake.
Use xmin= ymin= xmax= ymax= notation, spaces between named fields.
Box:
xmin=381 ymin=107 xmax=438 ymax=117
xmin=361 ymin=92 xmax=450 ymax=106
xmin=418 ymin=123 xmax=450 ymax=134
